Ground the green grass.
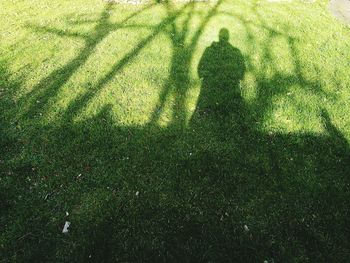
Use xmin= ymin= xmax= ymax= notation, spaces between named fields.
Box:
xmin=1 ymin=0 xmax=350 ymax=261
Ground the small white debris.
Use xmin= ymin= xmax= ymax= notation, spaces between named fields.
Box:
xmin=65 ymin=211 xmax=69 ymax=216
xmin=135 ymin=191 xmax=139 ymax=196
xmin=244 ymin=224 xmax=249 ymax=232
xmin=62 ymin=221 xmax=70 ymax=234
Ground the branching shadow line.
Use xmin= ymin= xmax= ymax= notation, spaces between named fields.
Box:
xmin=147 ymin=0 xmax=224 ymax=127
xmin=61 ymin=2 xmax=193 ymax=122
xmin=20 ymin=3 xmax=157 ymax=119
xmin=216 ymin=5 xmax=334 ymax=125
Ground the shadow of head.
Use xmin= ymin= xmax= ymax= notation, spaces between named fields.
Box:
xmin=219 ymin=27 xmax=230 ymax=43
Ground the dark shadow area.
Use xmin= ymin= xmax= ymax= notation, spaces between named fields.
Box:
xmin=1 ymin=2 xmax=350 ymax=262
xmin=0 ymin=59 xmax=26 ymax=215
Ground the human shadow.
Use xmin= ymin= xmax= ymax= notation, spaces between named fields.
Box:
xmin=194 ymin=28 xmax=246 ymax=121
xmin=191 ymin=28 xmax=251 ymax=147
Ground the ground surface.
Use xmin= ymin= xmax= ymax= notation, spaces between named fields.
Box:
xmin=1 ymin=0 xmax=350 ymax=262
xmin=330 ymin=0 xmax=350 ymax=24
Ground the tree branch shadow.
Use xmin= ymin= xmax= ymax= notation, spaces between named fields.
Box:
xmin=20 ymin=3 xmax=158 ymax=120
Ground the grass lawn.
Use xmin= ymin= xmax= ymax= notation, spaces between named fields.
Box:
xmin=1 ymin=0 xmax=350 ymax=261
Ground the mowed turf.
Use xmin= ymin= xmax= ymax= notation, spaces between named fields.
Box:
xmin=1 ymin=0 xmax=350 ymax=261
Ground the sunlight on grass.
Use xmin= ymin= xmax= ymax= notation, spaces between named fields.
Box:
xmin=2 ymin=0 xmax=349 ymax=134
